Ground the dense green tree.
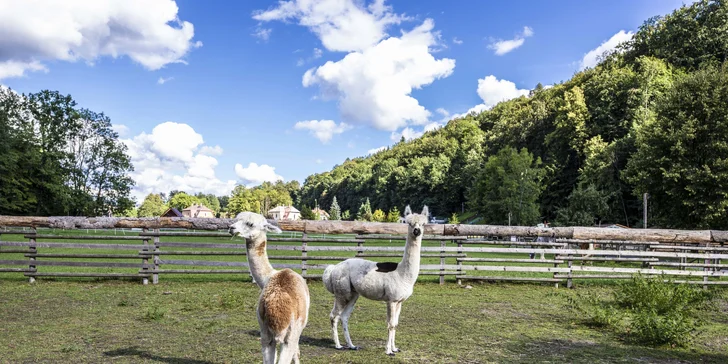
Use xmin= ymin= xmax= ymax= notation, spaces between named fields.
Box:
xmin=372 ymin=209 xmax=386 ymax=222
xmin=137 ymin=194 xmax=167 ymax=217
xmin=300 ymin=205 xmax=317 ymax=220
xmin=341 ymin=210 xmax=351 ymax=220
xmin=329 ymin=196 xmax=341 ymax=220
xmin=386 ymin=206 xmax=401 ymax=222
xmin=167 ymin=192 xmax=199 ymax=212
xmin=625 ymin=63 xmax=728 ymax=228
xmin=448 ymin=213 xmax=460 ymax=224
xmin=554 ymin=184 xmax=610 ymax=226
xmin=357 ymin=198 xmax=373 ymax=221
xmin=0 ymin=88 xmax=134 ymax=216
xmin=468 ymin=147 xmax=545 ymax=226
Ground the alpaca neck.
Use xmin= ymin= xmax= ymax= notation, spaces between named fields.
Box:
xmin=245 ymin=234 xmax=275 ymax=289
xmin=396 ymin=234 xmax=422 ymax=284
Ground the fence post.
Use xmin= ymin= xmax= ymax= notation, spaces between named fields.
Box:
xmin=566 ymin=254 xmax=573 ymax=289
xmin=456 ymin=240 xmax=463 ymax=285
xmin=27 ymin=228 xmax=37 ymax=283
xmin=357 ymin=237 xmax=364 ymax=256
xmin=439 ymin=240 xmax=446 ymax=285
xmin=153 ymin=228 xmax=160 ymax=285
xmin=141 ymin=228 xmax=150 ymax=285
xmin=301 ymin=232 xmax=308 ymax=278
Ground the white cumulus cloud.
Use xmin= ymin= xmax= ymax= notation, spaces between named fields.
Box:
xmin=452 ymin=37 xmax=463 ymax=45
xmin=488 ymin=26 xmax=534 ymax=56
xmin=452 ymin=75 xmax=530 ymax=119
xmin=157 ymin=77 xmax=174 ymax=85
xmin=579 ymin=30 xmax=634 ymax=70
xmin=390 ymin=127 xmax=423 ymax=142
xmin=367 ymin=146 xmax=387 ymax=155
xmin=111 ymin=124 xmax=130 ymax=138
xmin=302 ymin=19 xmax=455 ymax=131
xmin=476 ymin=75 xmax=529 ymax=108
xmin=255 ymin=0 xmax=454 ymax=132
xmin=122 ymin=122 xmax=236 ymax=202
xmin=0 ymin=0 xmax=202 ymax=80
xmin=294 ymin=119 xmax=351 ymax=143
xmin=253 ymin=0 xmax=408 ymax=52
xmin=235 ymin=163 xmax=284 ymax=186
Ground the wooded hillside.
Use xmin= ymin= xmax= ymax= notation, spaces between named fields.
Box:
xmin=298 ymin=0 xmax=728 ymax=229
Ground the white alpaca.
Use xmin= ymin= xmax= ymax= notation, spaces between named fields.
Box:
xmin=229 ymin=212 xmax=310 ymax=364
xmin=322 ymin=205 xmax=428 ymax=356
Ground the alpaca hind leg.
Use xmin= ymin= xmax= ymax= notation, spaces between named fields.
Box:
xmin=330 ymin=298 xmax=347 ymax=349
xmin=277 ymin=326 xmax=302 ymax=364
xmin=260 ymin=330 xmax=277 ymax=364
xmin=341 ymin=293 xmax=360 ymax=350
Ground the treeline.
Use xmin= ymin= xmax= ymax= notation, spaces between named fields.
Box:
xmin=299 ymin=0 xmax=728 ymax=229
xmin=134 ymin=181 xmax=301 ymax=218
xmin=0 ymin=88 xmax=134 ymax=216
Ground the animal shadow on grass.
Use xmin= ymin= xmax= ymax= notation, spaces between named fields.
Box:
xmin=245 ymin=329 xmax=333 ymax=349
xmin=104 ymin=346 xmax=213 ymax=364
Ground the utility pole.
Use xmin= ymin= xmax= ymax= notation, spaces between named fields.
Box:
xmin=643 ymin=193 xmax=649 ymax=229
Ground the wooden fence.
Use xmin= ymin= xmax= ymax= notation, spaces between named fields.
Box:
xmin=1 ymin=217 xmax=727 ymax=288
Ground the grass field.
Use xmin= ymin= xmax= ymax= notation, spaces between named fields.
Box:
xmin=1 ymin=279 xmax=727 ymax=363
xmin=2 ymin=229 xmax=727 ymax=363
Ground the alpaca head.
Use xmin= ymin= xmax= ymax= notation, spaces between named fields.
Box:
xmin=403 ymin=205 xmax=428 ymax=239
xmin=229 ymin=211 xmax=282 ymax=240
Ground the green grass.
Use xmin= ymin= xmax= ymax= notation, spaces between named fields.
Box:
xmin=0 ymin=280 xmax=727 ymax=363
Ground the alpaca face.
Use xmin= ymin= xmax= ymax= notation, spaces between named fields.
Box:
xmin=403 ymin=205 xmax=428 ymax=239
xmin=229 ymin=211 xmax=282 ymax=240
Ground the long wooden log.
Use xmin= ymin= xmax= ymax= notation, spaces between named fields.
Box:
xmin=1 ymin=215 xmax=726 ymax=243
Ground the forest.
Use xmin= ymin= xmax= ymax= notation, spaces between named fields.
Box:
xmin=1 ymin=0 xmax=727 ymax=229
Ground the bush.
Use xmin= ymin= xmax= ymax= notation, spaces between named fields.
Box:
xmin=630 ymin=309 xmax=696 ymax=347
xmin=567 ymin=274 xmax=715 ymax=348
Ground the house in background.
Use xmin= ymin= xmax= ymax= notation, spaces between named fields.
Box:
xmin=312 ymin=207 xmax=330 ymax=220
xmin=161 ymin=208 xmax=183 ymax=217
xmin=182 ymin=204 xmax=215 ymax=218
xmin=268 ymin=205 xmax=301 ymax=220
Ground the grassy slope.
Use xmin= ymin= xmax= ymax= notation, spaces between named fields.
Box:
xmin=0 ymin=280 xmax=727 ymax=363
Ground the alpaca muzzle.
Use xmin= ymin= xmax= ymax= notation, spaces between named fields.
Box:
xmin=412 ymin=227 xmax=421 ymax=237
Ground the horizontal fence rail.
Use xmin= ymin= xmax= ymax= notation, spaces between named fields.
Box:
xmin=2 ymin=215 xmax=728 ymax=243
xmin=1 ymin=216 xmax=726 ymax=288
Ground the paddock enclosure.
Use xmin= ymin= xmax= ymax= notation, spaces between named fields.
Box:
xmin=1 ymin=216 xmax=727 ymax=288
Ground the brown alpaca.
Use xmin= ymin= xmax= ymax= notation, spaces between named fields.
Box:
xmin=230 ymin=212 xmax=310 ymax=364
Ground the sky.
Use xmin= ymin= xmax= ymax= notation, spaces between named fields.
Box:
xmin=0 ymin=0 xmax=695 ymax=202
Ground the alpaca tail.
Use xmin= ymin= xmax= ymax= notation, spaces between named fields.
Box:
xmin=322 ymin=264 xmax=335 ymax=293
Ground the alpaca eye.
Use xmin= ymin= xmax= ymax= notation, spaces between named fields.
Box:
xmin=246 ymin=222 xmax=253 ymax=227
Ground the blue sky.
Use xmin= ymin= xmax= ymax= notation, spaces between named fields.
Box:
xmin=0 ymin=0 xmax=692 ymax=201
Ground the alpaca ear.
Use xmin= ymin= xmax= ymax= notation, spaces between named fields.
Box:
xmin=404 ymin=205 xmax=412 ymax=216
xmin=421 ymin=205 xmax=429 ymax=218
xmin=264 ymin=222 xmax=282 ymax=234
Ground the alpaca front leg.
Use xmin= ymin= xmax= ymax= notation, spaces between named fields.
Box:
xmin=385 ymin=301 xmax=397 ymax=356
xmin=391 ymin=301 xmax=403 ymax=353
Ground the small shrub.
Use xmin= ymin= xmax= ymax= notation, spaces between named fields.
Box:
xmin=567 ymin=274 xmax=715 ymax=348
xmin=615 ymin=274 xmax=712 ymax=315
xmin=143 ymin=305 xmax=166 ymax=321
xmin=629 ymin=309 xmax=696 ymax=347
